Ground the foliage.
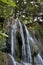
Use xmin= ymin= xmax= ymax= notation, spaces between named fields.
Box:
xmin=0 ymin=31 xmax=8 ymax=37
xmin=0 ymin=0 xmax=16 ymax=18
xmin=37 ymin=25 xmax=43 ymax=38
xmin=28 ymin=22 xmax=43 ymax=38
xmin=13 ymin=0 xmax=43 ymax=24
xmin=0 ymin=30 xmax=8 ymax=49
xmin=0 ymin=20 xmax=8 ymax=49
xmin=0 ymin=0 xmax=16 ymax=48
xmin=0 ymin=0 xmax=43 ymax=22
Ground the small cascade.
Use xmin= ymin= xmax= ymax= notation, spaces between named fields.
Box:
xmin=22 ymin=62 xmax=32 ymax=65
xmin=8 ymin=54 xmax=16 ymax=65
xmin=34 ymin=53 xmax=43 ymax=65
xmin=7 ymin=19 xmax=43 ymax=65
xmin=8 ymin=54 xmax=22 ymax=65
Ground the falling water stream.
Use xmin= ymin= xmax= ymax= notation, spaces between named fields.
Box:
xmin=8 ymin=19 xmax=43 ymax=65
xmin=11 ymin=29 xmax=14 ymax=55
xmin=34 ymin=53 xmax=43 ymax=65
xmin=11 ymin=22 xmax=17 ymax=55
xmin=8 ymin=54 xmax=16 ymax=65
xmin=18 ymin=21 xmax=26 ymax=61
xmin=25 ymin=25 xmax=32 ymax=63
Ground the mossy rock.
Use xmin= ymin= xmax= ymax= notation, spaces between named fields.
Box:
xmin=0 ymin=51 xmax=8 ymax=65
xmin=0 ymin=51 xmax=14 ymax=65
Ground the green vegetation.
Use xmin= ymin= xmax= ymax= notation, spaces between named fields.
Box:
xmin=0 ymin=0 xmax=16 ymax=18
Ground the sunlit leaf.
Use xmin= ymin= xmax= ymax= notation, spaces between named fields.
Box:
xmin=1 ymin=0 xmax=16 ymax=7
xmin=0 ymin=32 xmax=8 ymax=37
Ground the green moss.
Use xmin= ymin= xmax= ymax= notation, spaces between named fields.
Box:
xmin=28 ymin=22 xmax=43 ymax=38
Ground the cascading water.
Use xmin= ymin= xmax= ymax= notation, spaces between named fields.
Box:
xmin=9 ymin=21 xmax=18 ymax=65
xmin=18 ymin=20 xmax=26 ymax=62
xmin=8 ymin=54 xmax=22 ymax=65
xmin=34 ymin=53 xmax=43 ymax=65
xmin=11 ymin=29 xmax=14 ymax=55
xmin=7 ymin=19 xmax=43 ymax=65
xmin=24 ymin=25 xmax=32 ymax=63
xmin=8 ymin=54 xmax=16 ymax=65
xmin=11 ymin=22 xmax=17 ymax=56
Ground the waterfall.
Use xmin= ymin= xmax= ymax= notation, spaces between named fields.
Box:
xmin=7 ymin=19 xmax=43 ymax=65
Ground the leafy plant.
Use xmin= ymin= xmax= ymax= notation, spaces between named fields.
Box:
xmin=0 ymin=0 xmax=16 ymax=18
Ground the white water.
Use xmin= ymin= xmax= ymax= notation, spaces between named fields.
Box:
xmin=22 ymin=62 xmax=32 ymax=65
xmin=19 ymin=21 xmax=26 ymax=61
xmin=8 ymin=54 xmax=16 ymax=65
xmin=34 ymin=53 xmax=43 ymax=65
xmin=11 ymin=23 xmax=17 ymax=55
xmin=25 ymin=25 xmax=32 ymax=63
xmin=8 ymin=54 xmax=22 ymax=65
